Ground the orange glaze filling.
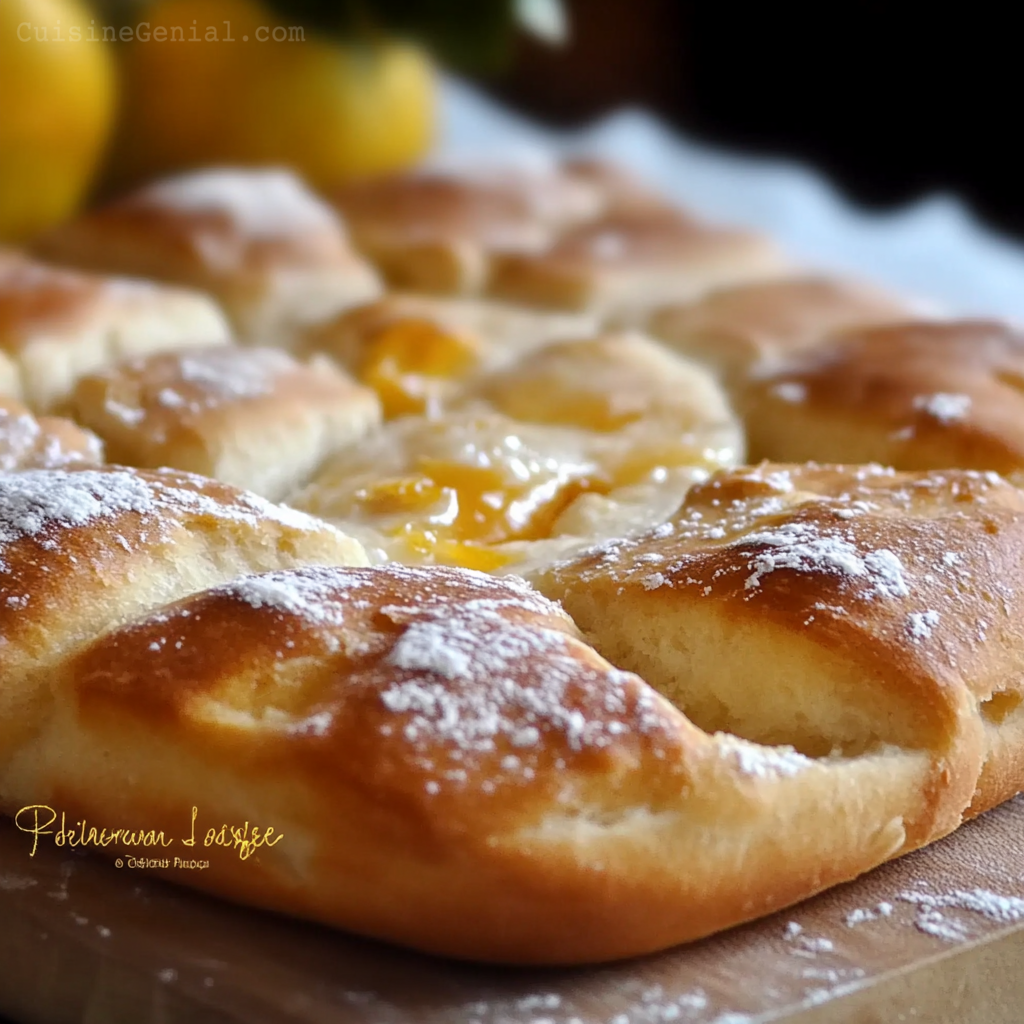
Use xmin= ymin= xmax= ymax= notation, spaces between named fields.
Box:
xmin=358 ymin=319 xmax=481 ymax=418
xmin=351 ymin=457 xmax=610 ymax=570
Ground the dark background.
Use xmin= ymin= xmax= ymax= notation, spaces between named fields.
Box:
xmin=476 ymin=1 xmax=1021 ymax=238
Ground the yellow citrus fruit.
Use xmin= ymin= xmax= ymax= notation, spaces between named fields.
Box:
xmin=110 ymin=0 xmax=436 ymax=191
xmin=0 ymin=0 xmax=116 ymax=242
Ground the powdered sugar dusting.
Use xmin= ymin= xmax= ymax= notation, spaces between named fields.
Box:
xmin=225 ymin=567 xmax=354 ymax=626
xmin=382 ymin=609 xmax=652 ymax=762
xmin=913 ymin=392 xmax=972 ymax=423
xmin=328 ymin=566 xmax=678 ymax=789
xmin=141 ymin=168 xmax=340 ymax=239
xmin=0 ymin=406 xmax=101 ymax=472
xmin=898 ymin=887 xmax=1024 ymax=942
xmin=771 ymin=381 xmax=807 ymax=403
xmin=0 ymin=469 xmax=155 ymax=550
xmin=741 ymin=521 xmax=909 ymax=599
xmin=0 ymin=468 xmax=347 ymax=573
xmin=176 ymin=349 xmax=290 ymax=401
xmin=906 ymin=610 xmax=940 ymax=641
xmin=714 ymin=733 xmax=811 ymax=779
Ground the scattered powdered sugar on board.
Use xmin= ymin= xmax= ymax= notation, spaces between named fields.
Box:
xmin=898 ymin=887 xmax=1024 ymax=942
xmin=844 ymin=901 xmax=894 ymax=928
xmin=896 ymin=886 xmax=1024 ymax=943
xmin=913 ymin=392 xmax=972 ymax=423
xmin=0 ymin=872 xmax=37 ymax=891
xmin=141 ymin=168 xmax=341 ymax=238
xmin=782 ymin=920 xmax=835 ymax=958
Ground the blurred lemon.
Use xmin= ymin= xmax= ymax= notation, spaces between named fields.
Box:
xmin=110 ymin=0 xmax=436 ymax=190
xmin=0 ymin=0 xmax=116 ymax=242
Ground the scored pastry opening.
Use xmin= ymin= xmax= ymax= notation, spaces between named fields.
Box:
xmin=564 ymin=596 xmax=936 ymax=761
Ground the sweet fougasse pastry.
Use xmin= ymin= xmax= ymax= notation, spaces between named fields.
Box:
xmin=646 ymin=275 xmax=919 ymax=385
xmin=33 ymin=168 xmax=383 ymax=345
xmin=488 ymin=207 xmax=790 ymax=319
xmin=4 ymin=156 xmax=1024 ymax=969
xmin=742 ymin=319 xmax=1024 ymax=472
xmin=331 ymin=159 xmax=609 ymax=295
xmin=65 ymin=346 xmax=381 ymax=501
xmin=0 ymin=250 xmax=231 ymax=410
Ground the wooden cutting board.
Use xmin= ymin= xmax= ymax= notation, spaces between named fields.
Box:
xmin=1 ymin=796 xmax=1024 ymax=1024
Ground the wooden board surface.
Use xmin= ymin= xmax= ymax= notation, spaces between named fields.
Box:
xmin=2 ymin=796 xmax=1024 ymax=1024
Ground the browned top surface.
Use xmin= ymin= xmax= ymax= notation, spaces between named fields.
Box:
xmin=745 ymin=320 xmax=1024 ymax=471
xmin=69 ymin=346 xmax=376 ymax=444
xmin=542 ymin=462 xmax=1024 ymax=716
xmin=650 ymin=276 xmax=913 ymax=363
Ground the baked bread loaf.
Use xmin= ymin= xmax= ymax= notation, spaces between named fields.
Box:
xmin=488 ymin=208 xmax=789 ymax=318
xmin=0 ymin=395 xmax=104 ymax=470
xmin=331 ymin=161 xmax=608 ymax=295
xmin=0 ymin=466 xmax=366 ymax=760
xmin=5 ymin=155 xmax=1024 ymax=970
xmin=0 ymin=559 xmax=948 ymax=964
xmin=34 ymin=169 xmax=382 ymax=344
xmin=65 ymin=346 xmax=381 ymax=500
xmin=0 ymin=251 xmax=231 ymax=410
xmin=646 ymin=275 xmax=917 ymax=385
xmin=742 ymin=319 xmax=1024 ymax=472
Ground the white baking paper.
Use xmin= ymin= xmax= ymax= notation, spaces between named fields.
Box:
xmin=437 ymin=77 xmax=1024 ymax=321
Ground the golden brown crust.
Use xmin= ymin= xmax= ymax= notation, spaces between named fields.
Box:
xmin=533 ymin=462 xmax=1024 ymax=850
xmin=0 ymin=563 xmax=936 ymax=963
xmin=0 ymin=466 xmax=366 ymax=760
xmin=0 ymin=395 xmax=104 ymax=470
xmin=742 ymin=320 xmax=1024 ymax=472
xmin=0 ymin=254 xmax=232 ymax=410
xmin=647 ymin=276 xmax=916 ymax=384
xmin=488 ymin=210 xmax=788 ymax=316
xmin=331 ymin=169 xmax=593 ymax=295
xmin=560 ymin=157 xmax=675 ymax=214
xmin=66 ymin=346 xmax=381 ymax=500
xmin=35 ymin=169 xmax=382 ymax=343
